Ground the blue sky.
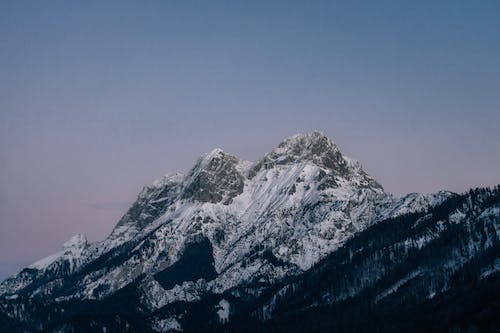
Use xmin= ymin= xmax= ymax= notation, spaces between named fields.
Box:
xmin=1 ymin=0 xmax=499 ymax=279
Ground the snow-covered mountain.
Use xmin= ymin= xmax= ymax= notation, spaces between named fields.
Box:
xmin=0 ymin=132 xmax=498 ymax=332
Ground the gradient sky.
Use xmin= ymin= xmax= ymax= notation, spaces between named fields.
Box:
xmin=1 ymin=0 xmax=499 ymax=280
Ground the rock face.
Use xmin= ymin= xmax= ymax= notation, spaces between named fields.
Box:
xmin=0 ymin=132 xmax=498 ymax=333
xmin=182 ymin=149 xmax=245 ymax=204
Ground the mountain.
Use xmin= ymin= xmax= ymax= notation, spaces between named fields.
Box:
xmin=0 ymin=131 xmax=498 ymax=332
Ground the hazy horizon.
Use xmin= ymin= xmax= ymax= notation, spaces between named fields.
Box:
xmin=1 ymin=0 xmax=499 ymax=280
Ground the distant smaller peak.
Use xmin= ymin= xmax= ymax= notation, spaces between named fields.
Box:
xmin=63 ymin=234 xmax=88 ymax=250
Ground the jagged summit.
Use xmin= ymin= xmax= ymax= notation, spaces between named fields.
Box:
xmin=144 ymin=131 xmax=379 ymax=196
xmin=109 ymin=131 xmax=383 ymax=240
xmin=248 ymin=131 xmax=383 ymax=191
xmin=269 ymin=132 xmax=352 ymax=172
xmin=259 ymin=131 xmax=340 ymax=167
xmin=277 ymin=130 xmax=335 ymax=151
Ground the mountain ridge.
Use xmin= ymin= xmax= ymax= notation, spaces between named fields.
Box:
xmin=0 ymin=132 xmax=497 ymax=332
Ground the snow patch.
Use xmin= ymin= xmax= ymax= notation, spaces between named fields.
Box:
xmin=375 ymin=271 xmax=422 ymax=302
xmin=216 ymin=299 xmax=230 ymax=323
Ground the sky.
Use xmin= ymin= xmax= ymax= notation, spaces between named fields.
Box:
xmin=1 ymin=0 xmax=499 ymax=280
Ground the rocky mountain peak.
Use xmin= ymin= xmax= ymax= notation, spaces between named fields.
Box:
xmin=249 ymin=132 xmax=382 ymax=192
xmin=269 ymin=131 xmax=340 ymax=165
xmin=249 ymin=131 xmax=346 ymax=173
xmin=181 ymin=148 xmax=245 ymax=204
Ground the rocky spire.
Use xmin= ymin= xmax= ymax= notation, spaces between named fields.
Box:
xmin=181 ymin=149 xmax=245 ymax=204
